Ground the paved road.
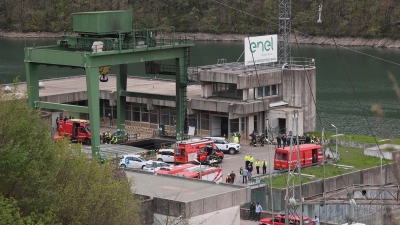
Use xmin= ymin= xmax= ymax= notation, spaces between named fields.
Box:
xmin=220 ymin=139 xmax=276 ymax=186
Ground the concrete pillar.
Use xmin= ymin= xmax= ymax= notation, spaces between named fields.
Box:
xmin=248 ymin=88 xmax=255 ymax=101
xmin=228 ymin=118 xmax=231 ymax=139
xmin=248 ymin=115 xmax=254 ymax=135
xmin=243 ymin=89 xmax=248 ymax=101
xmin=202 ymin=84 xmax=212 ymax=98
xmin=239 ymin=117 xmax=242 ymax=136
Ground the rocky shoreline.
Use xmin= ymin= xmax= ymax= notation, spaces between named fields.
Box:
xmin=1 ymin=30 xmax=400 ymax=48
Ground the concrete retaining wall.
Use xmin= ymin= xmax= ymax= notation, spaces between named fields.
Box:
xmin=364 ymin=144 xmax=400 ymax=160
xmin=328 ymin=140 xmax=375 ymax=149
xmin=152 ymin=186 xmax=250 ymax=219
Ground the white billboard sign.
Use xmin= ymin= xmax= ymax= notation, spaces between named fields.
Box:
xmin=244 ymin=34 xmax=278 ymax=66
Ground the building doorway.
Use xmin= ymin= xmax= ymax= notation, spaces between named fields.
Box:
xmin=210 ymin=116 xmax=229 ymax=137
xmin=221 ymin=117 xmax=228 ymax=138
xmin=254 ymin=115 xmax=258 ymax=132
xmin=210 ymin=116 xmax=221 ymax=136
xmin=278 ymin=118 xmax=286 ymax=134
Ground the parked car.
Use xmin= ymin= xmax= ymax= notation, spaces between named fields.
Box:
xmin=156 ymin=149 xmax=175 ymax=163
xmin=202 ymin=137 xmax=240 ymax=155
xmin=259 ymin=214 xmax=313 ymax=225
xmin=143 ymin=161 xmax=171 ymax=173
xmin=119 ymin=155 xmax=147 ymax=169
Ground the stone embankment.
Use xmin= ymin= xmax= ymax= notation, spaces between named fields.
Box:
xmin=2 ymin=30 xmax=400 ymax=48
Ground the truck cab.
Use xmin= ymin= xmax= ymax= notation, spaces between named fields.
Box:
xmin=259 ymin=214 xmax=313 ymax=225
xmin=58 ymin=119 xmax=91 ymax=145
xmin=174 ymin=139 xmax=224 ymax=164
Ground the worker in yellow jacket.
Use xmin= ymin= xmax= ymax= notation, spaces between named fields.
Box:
xmin=262 ymin=159 xmax=268 ymax=175
xmin=255 ymin=159 xmax=261 ymax=174
xmin=244 ymin=154 xmax=250 ymax=168
xmin=249 ymin=155 xmax=254 ymax=167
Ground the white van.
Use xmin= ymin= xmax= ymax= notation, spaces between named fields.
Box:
xmin=156 ymin=149 xmax=175 ymax=163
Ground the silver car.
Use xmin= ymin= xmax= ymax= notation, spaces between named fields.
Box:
xmin=143 ymin=161 xmax=170 ymax=173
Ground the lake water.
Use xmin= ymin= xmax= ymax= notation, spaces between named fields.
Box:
xmin=1 ymin=37 xmax=400 ymax=138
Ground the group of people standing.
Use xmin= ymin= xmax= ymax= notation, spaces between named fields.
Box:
xmin=238 ymin=155 xmax=268 ymax=184
xmin=225 ymin=171 xmax=236 ymax=184
xmin=248 ymin=201 xmax=263 ymax=221
xmin=276 ymin=133 xmax=321 ymax=148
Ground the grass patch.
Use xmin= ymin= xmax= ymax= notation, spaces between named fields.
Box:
xmin=336 ymin=146 xmax=392 ymax=169
xmin=267 ymin=174 xmax=314 ymax=189
xmin=305 ymin=131 xmax=400 ymax=145
xmin=265 ymin=146 xmax=393 ymax=188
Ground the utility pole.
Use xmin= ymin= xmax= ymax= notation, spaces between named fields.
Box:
xmin=278 ymin=0 xmax=291 ymax=64
xmin=322 ymin=128 xmax=327 ymax=223
xmin=295 ymin=112 xmax=303 ymax=225
xmin=285 ymin=116 xmax=296 ymax=225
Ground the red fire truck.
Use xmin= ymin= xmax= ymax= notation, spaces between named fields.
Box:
xmin=273 ymin=144 xmax=324 ymax=170
xmin=58 ymin=119 xmax=91 ymax=145
xmin=156 ymin=163 xmax=223 ymax=183
xmin=173 ymin=139 xmax=224 ymax=164
xmin=259 ymin=213 xmax=313 ymax=225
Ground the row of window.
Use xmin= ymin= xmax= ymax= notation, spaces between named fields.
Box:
xmin=212 ymin=83 xmax=279 ymax=99
xmin=256 ymin=84 xmax=279 ymax=98
xmin=100 ymin=101 xmax=212 ymax=130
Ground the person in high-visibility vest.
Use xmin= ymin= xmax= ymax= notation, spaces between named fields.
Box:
xmin=249 ymin=155 xmax=254 ymax=167
xmin=262 ymin=159 xmax=268 ymax=175
xmin=255 ymin=159 xmax=261 ymax=174
xmin=111 ymin=135 xmax=118 ymax=144
xmin=233 ymin=133 xmax=239 ymax=144
xmin=244 ymin=154 xmax=250 ymax=168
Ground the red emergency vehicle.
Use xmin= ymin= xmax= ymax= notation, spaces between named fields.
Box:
xmin=156 ymin=164 xmax=223 ymax=183
xmin=274 ymin=144 xmax=324 ymax=170
xmin=174 ymin=139 xmax=224 ymax=164
xmin=58 ymin=119 xmax=91 ymax=145
xmin=259 ymin=214 xmax=313 ymax=225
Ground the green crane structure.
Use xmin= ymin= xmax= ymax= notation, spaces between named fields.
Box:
xmin=24 ymin=10 xmax=194 ymax=156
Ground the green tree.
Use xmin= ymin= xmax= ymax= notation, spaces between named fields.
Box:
xmin=0 ymin=83 xmax=142 ymax=224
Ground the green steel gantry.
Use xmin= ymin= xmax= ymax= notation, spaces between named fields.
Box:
xmin=24 ymin=10 xmax=194 ymax=156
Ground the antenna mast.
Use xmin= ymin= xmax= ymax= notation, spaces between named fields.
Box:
xmin=278 ymin=0 xmax=291 ymax=64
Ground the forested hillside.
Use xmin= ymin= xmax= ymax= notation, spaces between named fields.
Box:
xmin=1 ymin=0 xmax=399 ymax=38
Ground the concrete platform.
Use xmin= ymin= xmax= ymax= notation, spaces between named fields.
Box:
xmin=11 ymin=75 xmax=202 ymax=104
xmin=125 ymin=170 xmax=250 ymax=225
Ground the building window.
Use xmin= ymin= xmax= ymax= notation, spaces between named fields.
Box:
xmin=150 ymin=109 xmax=158 ymax=124
xmin=125 ymin=103 xmax=132 ymax=121
xmin=188 ymin=114 xmax=197 ymax=127
xmin=231 ymin=118 xmax=239 ymax=134
xmin=170 ymin=109 xmax=176 ymax=126
xmin=141 ymin=108 xmax=149 ymax=122
xmin=256 ymin=84 xmax=279 ymax=98
xmin=212 ymin=83 xmax=242 ymax=99
xmin=201 ymin=113 xmax=209 ymax=130
xmin=132 ymin=106 xmax=140 ymax=122
xmin=271 ymin=85 xmax=277 ymax=95
xmin=161 ymin=108 xmax=170 ymax=125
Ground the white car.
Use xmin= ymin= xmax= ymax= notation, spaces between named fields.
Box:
xmin=119 ymin=155 xmax=147 ymax=169
xmin=143 ymin=161 xmax=171 ymax=173
xmin=202 ymin=137 xmax=241 ymax=155
xmin=156 ymin=149 xmax=175 ymax=163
